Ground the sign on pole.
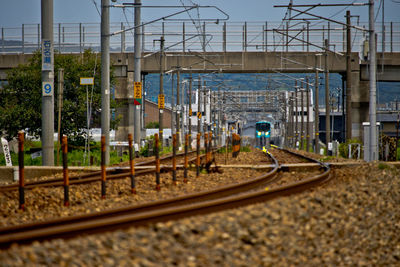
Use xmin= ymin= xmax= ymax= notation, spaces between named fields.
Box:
xmin=80 ymin=77 xmax=94 ymax=85
xmin=42 ymin=82 xmax=53 ymax=96
xmin=41 ymin=39 xmax=53 ymax=71
xmin=134 ymin=82 xmax=142 ymax=105
xmin=158 ymin=94 xmax=165 ymax=109
xmin=1 ymin=138 xmax=12 ymax=167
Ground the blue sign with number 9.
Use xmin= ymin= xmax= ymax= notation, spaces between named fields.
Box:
xmin=44 ymin=84 xmax=51 ymax=94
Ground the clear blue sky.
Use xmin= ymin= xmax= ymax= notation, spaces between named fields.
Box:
xmin=0 ymin=0 xmax=399 ymax=27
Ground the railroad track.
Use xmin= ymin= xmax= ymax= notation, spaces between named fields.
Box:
xmin=0 ymin=150 xmax=206 ymax=192
xmin=0 ymin=148 xmax=331 ymax=248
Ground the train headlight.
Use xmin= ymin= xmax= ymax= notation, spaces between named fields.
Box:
xmin=257 ymin=132 xmax=261 ymax=136
xmin=265 ymin=131 xmax=270 ymax=137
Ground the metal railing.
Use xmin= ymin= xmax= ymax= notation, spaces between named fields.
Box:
xmin=1 ymin=21 xmax=399 ymax=54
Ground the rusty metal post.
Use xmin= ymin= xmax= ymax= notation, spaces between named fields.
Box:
xmin=184 ymin=134 xmax=188 ymax=183
xmin=18 ymin=131 xmax=25 ymax=211
xmin=155 ymin=133 xmax=161 ymax=190
xmin=208 ymin=131 xmax=212 ymax=163
xmin=128 ymin=133 xmax=136 ymax=194
xmin=204 ymin=132 xmax=209 ymax=165
xmin=62 ymin=135 xmax=69 ymax=206
xmin=101 ymin=135 xmax=106 ymax=199
xmin=172 ymin=133 xmax=177 ymax=185
xmin=196 ymin=133 xmax=200 ymax=177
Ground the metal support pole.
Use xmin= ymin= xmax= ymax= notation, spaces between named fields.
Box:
xmin=128 ymin=133 xmax=136 ymax=193
xmin=300 ymin=85 xmax=304 ymax=150
xmin=58 ymin=23 xmax=61 ymax=53
xmin=62 ymin=135 xmax=69 ymax=206
xmin=265 ymin=21 xmax=268 ymax=52
xmin=189 ymin=69 xmax=192 ymax=145
xmin=223 ymin=22 xmax=226 ymax=52
xmin=56 ymin=68 xmax=64 ymax=166
xmin=390 ymin=22 xmax=393 ymax=53
xmin=18 ymin=132 xmax=25 ymax=211
xmin=159 ymin=36 xmax=165 ymax=148
xmin=306 ymin=77 xmax=310 ymax=152
xmin=79 ymin=23 xmax=82 ymax=54
xmin=369 ymin=0 xmax=378 ymax=161
xmin=315 ymin=55 xmax=320 ymax=154
xmin=155 ymin=133 xmax=160 ymax=190
xmin=101 ymin=0 xmax=110 ymax=165
xmin=295 ymin=81 xmax=298 ymax=148
xmin=134 ymin=0 xmax=142 ymax=145
xmin=22 ymin=24 xmax=24 ymax=54
xmin=307 ymin=23 xmax=310 ymax=52
xmin=203 ymin=81 xmax=207 ymax=134
xmin=101 ymin=135 xmax=106 ymax=198
xmin=197 ymin=78 xmax=202 ymax=134
xmin=346 ymin=10 xmax=352 ymax=141
xmin=172 ymin=134 xmax=177 ymax=184
xmin=325 ymin=39 xmax=331 ymax=147
xmin=182 ymin=22 xmax=185 ymax=52
xmin=176 ymin=69 xmax=181 ymax=147
xmin=41 ymin=0 xmax=55 ymax=166
xmin=121 ymin=22 xmax=125 ymax=53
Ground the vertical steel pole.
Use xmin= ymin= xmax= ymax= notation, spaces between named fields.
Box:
xmin=346 ymin=10 xmax=352 ymax=141
xmin=189 ymin=69 xmax=192 ymax=146
xmin=121 ymin=22 xmax=125 ymax=53
xmin=223 ymin=22 xmax=226 ymax=52
xmin=155 ymin=133 xmax=160 ymax=190
xmin=325 ymin=39 xmax=331 ymax=147
xmin=79 ymin=23 xmax=82 ymax=54
xmin=315 ymin=55 xmax=320 ymax=154
xmin=58 ymin=23 xmax=61 ymax=53
xmin=101 ymin=0 xmax=110 ymax=165
xmin=182 ymin=22 xmax=185 ymax=52
xmin=41 ymin=0 xmax=55 ymax=166
xmin=295 ymin=81 xmax=298 ymax=148
xmin=369 ymin=0 xmax=378 ymax=161
xmin=62 ymin=135 xmax=69 ymax=206
xmin=159 ymin=36 xmax=165 ymax=148
xmin=128 ymin=133 xmax=136 ymax=193
xmin=306 ymin=77 xmax=310 ymax=152
xmin=300 ymin=85 xmax=304 ymax=150
xmin=176 ymin=69 xmax=181 ymax=147
xmin=197 ymin=78 xmax=201 ymax=134
xmin=203 ymin=81 xmax=207 ymax=134
xmin=22 ymin=24 xmax=24 ymax=54
xmin=101 ymin=135 xmax=106 ymax=198
xmin=196 ymin=133 xmax=200 ymax=177
xmin=172 ymin=134 xmax=177 ymax=184
xmin=57 ymin=68 xmax=64 ymax=166
xmin=134 ymin=0 xmax=142 ymax=145
xmin=18 ymin=132 xmax=25 ymax=211
xmin=184 ymin=134 xmax=188 ymax=183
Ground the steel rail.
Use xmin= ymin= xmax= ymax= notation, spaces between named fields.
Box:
xmin=0 ymin=150 xmax=203 ymax=192
xmin=0 ymin=150 xmax=332 ymax=248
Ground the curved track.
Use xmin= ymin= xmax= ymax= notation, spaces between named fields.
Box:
xmin=0 ymin=150 xmax=204 ymax=192
xmin=0 ymin=148 xmax=331 ymax=248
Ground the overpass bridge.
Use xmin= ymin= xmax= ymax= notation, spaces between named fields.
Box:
xmin=1 ymin=21 xmax=400 ymax=140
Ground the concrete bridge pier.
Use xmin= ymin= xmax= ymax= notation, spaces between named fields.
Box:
xmin=351 ymin=70 xmax=370 ymax=141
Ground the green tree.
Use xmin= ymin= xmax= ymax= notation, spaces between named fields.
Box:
xmin=0 ymin=49 xmax=119 ymax=143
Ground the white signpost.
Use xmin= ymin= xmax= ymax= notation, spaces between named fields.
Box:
xmin=1 ymin=137 xmax=12 ymax=167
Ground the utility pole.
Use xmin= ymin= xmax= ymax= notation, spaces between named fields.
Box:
xmin=369 ymin=0 xmax=377 ymax=161
xmin=134 ymin=0 xmax=142 ymax=145
xmin=325 ymin=39 xmax=331 ymax=147
xmin=300 ymin=81 xmax=304 ymax=150
xmin=56 ymin=68 xmax=64 ymax=166
xmin=203 ymin=81 xmax=207 ymax=134
xmin=197 ymin=78 xmax=201 ymax=135
xmin=41 ymin=0 xmax=54 ymax=166
xmin=171 ymin=72 xmax=175 ymax=134
xmin=158 ymin=36 xmax=165 ymax=148
xmin=101 ymin=0 xmax=110 ymax=164
xmin=306 ymin=76 xmax=310 ymax=152
xmin=295 ymin=81 xmax=298 ymax=148
xmin=346 ymin=10 xmax=352 ymax=141
xmin=176 ymin=68 xmax=181 ymax=147
xmin=315 ymin=55 xmax=320 ymax=154
xmin=188 ymin=69 xmax=192 ymax=145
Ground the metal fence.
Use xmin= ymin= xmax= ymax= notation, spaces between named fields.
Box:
xmin=1 ymin=21 xmax=399 ymax=54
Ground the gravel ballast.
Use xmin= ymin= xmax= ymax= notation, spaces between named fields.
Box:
xmin=1 ymin=151 xmax=399 ymax=266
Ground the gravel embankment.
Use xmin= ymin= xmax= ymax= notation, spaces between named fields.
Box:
xmin=1 ymin=151 xmax=399 ymax=266
xmin=0 ymin=149 xmax=271 ymax=227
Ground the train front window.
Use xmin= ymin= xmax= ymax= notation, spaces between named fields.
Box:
xmin=256 ymin=123 xmax=270 ymax=132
